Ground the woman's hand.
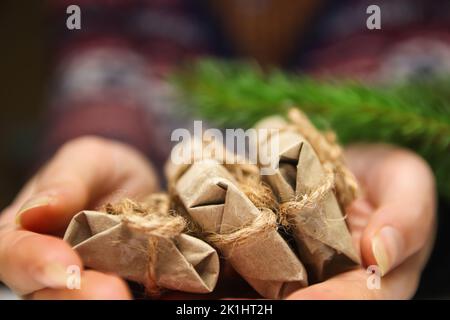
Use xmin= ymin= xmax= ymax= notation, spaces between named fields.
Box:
xmin=164 ymin=143 xmax=437 ymax=300
xmin=0 ymin=136 xmax=160 ymax=299
xmin=288 ymin=144 xmax=437 ymax=299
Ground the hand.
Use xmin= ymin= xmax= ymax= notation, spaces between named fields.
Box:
xmin=287 ymin=144 xmax=436 ymax=299
xmin=0 ymin=136 xmax=160 ymax=299
xmin=164 ymin=143 xmax=437 ymax=300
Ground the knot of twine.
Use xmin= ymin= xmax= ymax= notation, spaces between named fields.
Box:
xmin=204 ymin=167 xmax=280 ymax=249
xmin=212 ymin=163 xmax=279 ymax=248
xmin=278 ymin=167 xmax=336 ymax=227
xmin=286 ymin=108 xmax=359 ymax=208
xmin=103 ymin=194 xmax=185 ymax=296
xmin=204 ymin=208 xmax=278 ymax=251
xmin=169 ymin=160 xmax=279 ymax=251
xmin=225 ymin=164 xmax=279 ymax=214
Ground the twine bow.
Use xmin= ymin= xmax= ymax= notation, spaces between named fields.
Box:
xmin=278 ymin=166 xmax=336 ymax=227
xmin=104 ymin=194 xmax=185 ymax=296
xmin=286 ymin=108 xmax=359 ymax=208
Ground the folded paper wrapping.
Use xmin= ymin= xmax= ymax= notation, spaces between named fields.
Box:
xmin=64 ymin=209 xmax=220 ymax=294
xmin=255 ymin=114 xmax=361 ymax=282
xmin=169 ymin=159 xmax=308 ymax=299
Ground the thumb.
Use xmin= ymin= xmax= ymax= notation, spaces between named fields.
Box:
xmin=16 ymin=136 xmax=159 ymax=234
xmin=359 ymin=150 xmax=436 ymax=276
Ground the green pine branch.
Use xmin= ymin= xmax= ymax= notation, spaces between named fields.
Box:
xmin=171 ymin=59 xmax=450 ymax=201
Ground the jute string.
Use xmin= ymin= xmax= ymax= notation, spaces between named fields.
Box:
xmin=165 ymin=108 xmax=358 ymax=250
xmin=285 ymin=108 xmax=359 ymax=208
xmin=278 ymin=165 xmax=335 ymax=227
xmin=103 ymin=193 xmax=185 ymax=296
xmin=224 ymin=163 xmax=279 ymax=214
xmin=269 ymin=108 xmax=360 ymax=229
xmin=249 ymin=108 xmax=359 ymax=228
xmin=208 ymin=163 xmax=279 ymax=248
xmin=167 ymin=157 xmax=279 ymax=249
xmin=204 ymin=208 xmax=278 ymax=250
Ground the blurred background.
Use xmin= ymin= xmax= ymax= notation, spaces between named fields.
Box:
xmin=0 ymin=0 xmax=449 ymax=299
xmin=0 ymin=1 xmax=45 ymax=208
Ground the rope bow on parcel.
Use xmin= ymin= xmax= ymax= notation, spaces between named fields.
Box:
xmin=286 ymin=108 xmax=359 ymax=208
xmin=103 ymin=194 xmax=186 ymax=296
xmin=168 ymin=161 xmax=280 ymax=251
xmin=273 ymin=108 xmax=359 ymax=226
xmin=277 ymin=165 xmax=336 ymax=227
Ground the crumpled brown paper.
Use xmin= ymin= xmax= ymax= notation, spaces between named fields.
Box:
xmin=168 ymin=159 xmax=308 ymax=299
xmin=255 ymin=112 xmax=361 ymax=282
xmin=64 ymin=196 xmax=220 ymax=295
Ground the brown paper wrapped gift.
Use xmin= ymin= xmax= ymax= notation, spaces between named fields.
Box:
xmin=64 ymin=195 xmax=220 ymax=295
xmin=169 ymin=159 xmax=308 ymax=299
xmin=255 ymin=109 xmax=361 ymax=282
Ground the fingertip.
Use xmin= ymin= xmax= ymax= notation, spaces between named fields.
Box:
xmin=16 ymin=196 xmax=52 ymax=228
xmin=360 ymin=225 xmax=377 ymax=267
xmin=360 ymin=209 xmax=405 ymax=276
xmin=366 ymin=226 xmax=404 ymax=276
xmin=17 ymin=185 xmax=87 ymax=234
xmin=18 ymin=206 xmax=71 ymax=235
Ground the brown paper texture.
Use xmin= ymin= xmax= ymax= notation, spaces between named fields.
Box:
xmin=172 ymin=159 xmax=308 ymax=299
xmin=64 ymin=210 xmax=219 ymax=294
xmin=255 ymin=116 xmax=360 ymax=282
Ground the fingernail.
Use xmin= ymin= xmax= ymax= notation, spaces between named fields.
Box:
xmin=32 ymin=263 xmax=68 ymax=289
xmin=371 ymin=226 xmax=403 ymax=276
xmin=16 ymin=196 xmax=51 ymax=225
